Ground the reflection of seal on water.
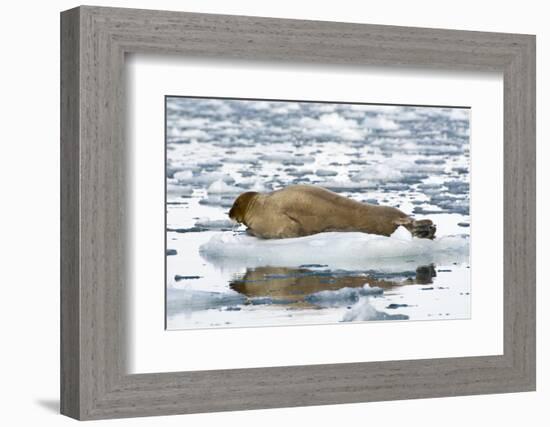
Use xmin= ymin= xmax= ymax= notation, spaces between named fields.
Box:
xmin=228 ymin=185 xmax=436 ymax=239
xmin=230 ymin=265 xmax=436 ymax=304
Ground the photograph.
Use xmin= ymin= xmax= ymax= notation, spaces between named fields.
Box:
xmin=165 ymin=96 xmax=471 ymax=330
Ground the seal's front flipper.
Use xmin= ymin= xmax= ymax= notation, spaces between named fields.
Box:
xmin=277 ymin=213 xmax=307 ymax=238
xmin=245 ymin=227 xmax=258 ymax=237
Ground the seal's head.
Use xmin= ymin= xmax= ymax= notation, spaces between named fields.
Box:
xmin=228 ymin=191 xmax=259 ymax=224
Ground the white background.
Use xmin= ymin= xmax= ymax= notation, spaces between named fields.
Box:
xmin=0 ymin=0 xmax=547 ymax=426
xmin=129 ymin=57 xmax=502 ymax=373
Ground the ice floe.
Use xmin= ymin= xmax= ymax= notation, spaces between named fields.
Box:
xmin=300 ymin=113 xmax=366 ymax=141
xmin=304 ymin=284 xmax=384 ymax=307
xmin=350 ymin=164 xmax=404 ymax=182
xmin=173 ymin=170 xmax=194 ymax=181
xmin=167 ymin=288 xmax=246 ymax=311
xmin=194 ymin=217 xmax=237 ymax=230
xmin=166 ymin=183 xmax=194 ymax=197
xmin=362 ymin=115 xmax=399 ymax=131
xmin=447 ymin=109 xmax=470 ymax=121
xmin=199 ymin=195 xmax=235 ymax=208
xmin=174 ymin=117 xmax=210 ymax=128
xmin=177 ymin=172 xmax=235 ymax=187
xmin=286 ymin=168 xmax=314 ymax=177
xmin=260 ymin=153 xmax=315 ymax=164
xmin=342 ymin=298 xmax=409 ymax=321
xmin=239 ymin=180 xmax=269 ymax=192
xmin=169 ymin=128 xmax=210 ymax=141
xmin=207 ymin=180 xmax=244 ymax=195
xmin=200 ymin=226 xmax=469 ymax=271
xmin=221 ymin=154 xmax=260 ymax=164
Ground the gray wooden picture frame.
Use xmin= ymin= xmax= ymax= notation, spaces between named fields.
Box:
xmin=60 ymin=5 xmax=536 ymax=420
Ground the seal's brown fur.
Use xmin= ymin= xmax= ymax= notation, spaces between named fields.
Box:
xmin=228 ymin=185 xmax=436 ymax=239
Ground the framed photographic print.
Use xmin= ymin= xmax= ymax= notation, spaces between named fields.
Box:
xmin=61 ymin=6 xmax=536 ymax=420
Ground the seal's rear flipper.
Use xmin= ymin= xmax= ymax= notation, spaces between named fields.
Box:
xmin=394 ymin=217 xmax=436 ymax=240
xmin=416 ymin=264 xmax=437 ymax=283
xmin=411 ymin=219 xmax=436 ymax=240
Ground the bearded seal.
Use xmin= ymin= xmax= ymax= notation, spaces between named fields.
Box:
xmin=228 ymin=184 xmax=436 ymax=239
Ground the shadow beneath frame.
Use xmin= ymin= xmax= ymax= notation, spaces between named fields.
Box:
xmin=35 ymin=399 xmax=59 ymax=413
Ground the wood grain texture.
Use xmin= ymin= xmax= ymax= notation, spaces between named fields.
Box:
xmin=60 ymin=7 xmax=80 ymax=419
xmin=60 ymin=5 xmax=536 ymax=420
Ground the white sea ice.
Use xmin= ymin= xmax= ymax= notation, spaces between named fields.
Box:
xmin=200 ymin=227 xmax=469 ymax=271
xmin=248 ymin=101 xmax=271 ymax=110
xmin=362 ymin=115 xmax=399 ymax=130
xmin=392 ymin=110 xmax=423 ymax=121
xmin=343 ymin=298 xmax=383 ymax=321
xmin=221 ymin=154 xmax=260 ymax=164
xmin=446 ymin=109 xmax=470 ymax=121
xmin=174 ymin=117 xmax=210 ymax=128
xmin=198 ymin=160 xmax=223 ymax=169
xmin=177 ymin=172 xmax=235 ymax=186
xmin=299 ymin=113 xmax=366 ymax=141
xmin=166 ymin=183 xmax=194 ymax=197
xmin=195 ymin=217 xmax=237 ymax=230
xmin=304 ymin=284 xmax=384 ymax=307
xmin=199 ymin=195 xmax=235 ymax=208
xmin=202 ymin=99 xmax=233 ymax=115
xmin=260 ymin=153 xmax=315 ymax=164
xmin=271 ymin=106 xmax=290 ymax=114
xmin=342 ymin=297 xmax=408 ymax=321
xmin=242 ymin=181 xmax=268 ymax=192
xmin=317 ymin=104 xmax=336 ymax=113
xmin=167 ymin=288 xmax=246 ymax=311
xmin=173 ymin=170 xmax=194 ymax=181
xmin=385 ymin=129 xmax=412 ymax=137
xmin=348 ymin=105 xmax=400 ymax=113
xmin=169 ymin=128 xmax=210 ymax=140
xmin=350 ymin=164 xmax=404 ymax=182
xmin=207 ymin=180 xmax=244 ymax=195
